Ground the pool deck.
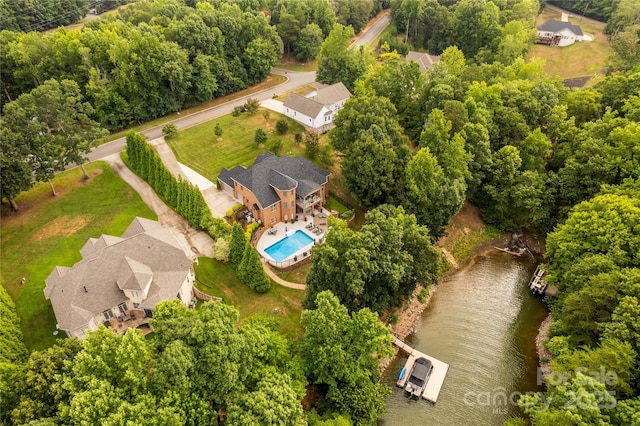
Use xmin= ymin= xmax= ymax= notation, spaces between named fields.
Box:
xmin=256 ymin=211 xmax=330 ymax=267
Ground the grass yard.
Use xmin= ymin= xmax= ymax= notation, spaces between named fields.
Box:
xmin=324 ymin=195 xmax=351 ymax=214
xmin=193 ymin=258 xmax=305 ymax=338
xmin=166 ymin=110 xmax=307 ymax=182
xmin=529 ymin=7 xmax=610 ymax=82
xmin=275 ymin=263 xmax=313 ymax=285
xmin=277 ymin=56 xmax=317 ymax=72
xmin=0 ymin=162 xmax=156 ymax=351
xmin=101 ymin=74 xmax=288 ymax=144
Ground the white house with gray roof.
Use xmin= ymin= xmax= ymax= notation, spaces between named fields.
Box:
xmin=218 ymin=152 xmax=330 ymax=225
xmin=537 ymin=19 xmax=584 ymax=47
xmin=44 ymin=217 xmax=195 ymax=338
xmin=283 ymin=82 xmax=351 ymax=132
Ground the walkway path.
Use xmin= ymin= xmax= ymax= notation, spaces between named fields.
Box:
xmin=102 ymin=153 xmax=214 ymax=258
xmin=262 ymin=263 xmax=306 ymax=290
xmin=141 ymin=137 xmax=306 ymax=289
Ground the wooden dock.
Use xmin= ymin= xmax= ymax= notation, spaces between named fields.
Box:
xmin=529 ymin=265 xmax=547 ymax=294
xmin=394 ymin=337 xmax=449 ymax=403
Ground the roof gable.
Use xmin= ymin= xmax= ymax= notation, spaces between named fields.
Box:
xmin=283 ymin=93 xmax=325 ymax=118
xmin=310 ymin=82 xmax=351 ymax=105
xmin=116 ymin=256 xmax=153 ymax=291
xmin=44 ymin=218 xmax=192 ymax=332
xmin=218 ymin=152 xmax=330 ymax=207
xmin=406 ymin=51 xmax=440 ymax=73
xmin=537 ymin=19 xmax=583 ymax=36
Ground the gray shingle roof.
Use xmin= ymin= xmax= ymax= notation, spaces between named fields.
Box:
xmin=310 ymin=82 xmax=351 ymax=105
xmin=44 ymin=218 xmax=192 ymax=332
xmin=537 ymin=19 xmax=583 ymax=36
xmin=116 ymin=256 xmax=153 ymax=292
xmin=406 ymin=51 xmax=440 ymax=73
xmin=283 ymin=93 xmax=325 ymax=118
xmin=218 ymin=152 xmax=330 ymax=209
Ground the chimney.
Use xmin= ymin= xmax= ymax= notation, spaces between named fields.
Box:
xmin=83 ymin=285 xmax=88 ymax=293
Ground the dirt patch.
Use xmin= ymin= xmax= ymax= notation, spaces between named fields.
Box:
xmin=438 ymin=201 xmax=485 ymax=250
xmin=32 ymin=216 xmax=92 ymax=241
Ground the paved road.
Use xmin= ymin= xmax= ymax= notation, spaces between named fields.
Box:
xmin=86 ymin=69 xmax=316 ymax=162
xmin=351 ymin=12 xmax=391 ymax=49
xmin=544 ymin=3 xmax=606 ymax=26
xmin=86 ymin=10 xmax=392 ymax=164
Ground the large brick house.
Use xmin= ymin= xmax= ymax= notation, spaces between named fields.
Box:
xmin=218 ymin=152 xmax=330 ymax=225
xmin=44 ymin=217 xmax=195 ymax=338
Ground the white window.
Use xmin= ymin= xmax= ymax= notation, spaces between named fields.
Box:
xmin=132 ymin=290 xmax=140 ymax=298
xmin=284 ymin=202 xmax=288 ymax=209
xmin=283 ymin=191 xmax=287 ymax=196
xmin=270 ymin=217 xmax=276 ymax=224
xmin=103 ymin=309 xmax=114 ymax=320
xmin=118 ymin=303 xmax=128 ymax=314
xmin=271 ymin=205 xmax=276 ymax=212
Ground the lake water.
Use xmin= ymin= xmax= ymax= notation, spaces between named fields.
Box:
xmin=381 ymin=252 xmax=548 ymax=425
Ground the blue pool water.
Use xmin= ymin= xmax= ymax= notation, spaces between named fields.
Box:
xmin=264 ymin=230 xmax=314 ymax=262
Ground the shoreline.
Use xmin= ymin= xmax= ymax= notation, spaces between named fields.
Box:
xmin=379 ymin=239 xmax=506 ymax=373
xmin=535 ymin=314 xmax=554 ymax=378
xmin=380 ymin=231 xmax=547 ymax=374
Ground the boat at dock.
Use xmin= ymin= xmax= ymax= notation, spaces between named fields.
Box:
xmin=404 ymin=357 xmax=433 ymax=398
xmin=528 ymin=265 xmax=547 ymax=294
xmin=394 ymin=337 xmax=449 ymax=403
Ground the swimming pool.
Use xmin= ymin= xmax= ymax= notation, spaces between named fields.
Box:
xmin=264 ymin=230 xmax=314 ymax=262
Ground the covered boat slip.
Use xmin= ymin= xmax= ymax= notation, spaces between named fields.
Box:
xmin=394 ymin=338 xmax=450 ymax=403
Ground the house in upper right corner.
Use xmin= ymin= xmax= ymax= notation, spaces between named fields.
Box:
xmin=536 ymin=19 xmax=584 ymax=47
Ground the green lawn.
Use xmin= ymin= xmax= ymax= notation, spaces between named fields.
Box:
xmin=275 ymin=263 xmax=312 ymax=285
xmin=166 ymin=110 xmax=306 ymax=182
xmin=0 ymin=162 xmax=156 ymax=351
xmin=100 ymin=74 xmax=288 ymax=144
xmin=193 ymin=258 xmax=305 ymax=338
xmin=325 ymin=195 xmax=351 ymax=214
xmin=277 ymin=55 xmax=317 ymax=72
xmin=529 ymin=7 xmax=610 ymax=82
xmin=450 ymin=225 xmax=501 ymax=263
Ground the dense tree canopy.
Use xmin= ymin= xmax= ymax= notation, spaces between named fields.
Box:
xmin=304 ymin=205 xmax=440 ymax=314
xmin=0 ymin=0 xmax=90 ymax=32
xmin=301 ymin=291 xmax=393 ymax=425
xmin=316 ymin=24 xmax=370 ymax=92
xmin=1 ymin=0 xmax=283 ymax=129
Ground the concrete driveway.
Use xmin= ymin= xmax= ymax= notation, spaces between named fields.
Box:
xmin=103 ymin=153 xmax=214 ymax=258
xmin=260 ymin=99 xmax=284 ymax=114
